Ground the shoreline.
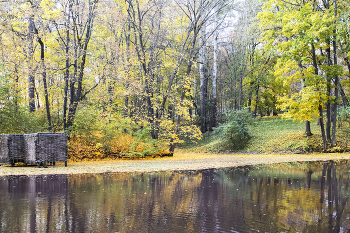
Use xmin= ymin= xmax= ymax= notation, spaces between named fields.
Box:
xmin=1 ymin=152 xmax=350 ymax=176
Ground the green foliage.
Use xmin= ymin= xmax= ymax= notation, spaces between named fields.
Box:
xmin=0 ymin=73 xmax=48 ymax=134
xmin=0 ymin=105 xmax=48 ymax=134
xmin=67 ymin=106 xmax=101 ymax=140
xmin=213 ymin=110 xmax=254 ymax=150
xmin=338 ymin=106 xmax=350 ymax=137
xmin=338 ymin=106 xmax=350 ymax=123
xmin=121 ymin=125 xmax=167 ymax=158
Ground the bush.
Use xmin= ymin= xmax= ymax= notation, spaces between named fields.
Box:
xmin=213 ymin=110 xmax=253 ymax=150
xmin=67 ymin=106 xmax=171 ymax=159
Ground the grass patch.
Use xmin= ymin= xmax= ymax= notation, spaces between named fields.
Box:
xmin=179 ymin=131 xmax=222 ymax=153
xmin=182 ymin=116 xmax=350 ymax=154
xmin=244 ymin=117 xmax=314 ymax=153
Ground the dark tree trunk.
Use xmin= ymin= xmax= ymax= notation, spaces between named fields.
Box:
xmin=232 ymin=67 xmax=237 ymax=110
xmin=209 ymin=98 xmax=217 ymax=130
xmin=253 ymin=81 xmax=259 ymax=117
xmin=248 ymin=83 xmax=252 ymax=112
xmin=319 ymin=105 xmax=327 ymax=149
xmin=331 ymin=0 xmax=338 ymax=147
xmin=305 ymin=121 xmax=312 ymax=136
xmin=326 ymin=40 xmax=332 ymax=143
xmin=124 ymin=15 xmax=131 ymax=118
xmin=37 ymin=36 xmax=52 ymax=132
xmin=14 ymin=65 xmax=19 ymax=112
xmin=63 ymin=24 xmax=70 ymax=131
xmin=312 ymin=44 xmax=327 ymax=148
xmin=339 ymin=83 xmax=349 ymax=106
xmin=299 ymin=65 xmax=313 ymax=136
xmin=238 ymin=75 xmax=243 ymax=110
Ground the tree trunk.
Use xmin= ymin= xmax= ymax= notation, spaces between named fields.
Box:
xmin=209 ymin=9 xmax=218 ymax=130
xmin=194 ymin=75 xmax=198 ymax=115
xmin=339 ymin=83 xmax=349 ymax=106
xmin=199 ymin=25 xmax=207 ymax=133
xmin=253 ymin=81 xmax=259 ymax=117
xmin=238 ymin=75 xmax=243 ymax=110
xmin=232 ymin=67 xmax=237 ymax=110
xmin=248 ymin=82 xmax=252 ymax=112
xmin=326 ymin=40 xmax=332 ymax=143
xmin=332 ymin=0 xmax=338 ymax=147
xmin=312 ymin=44 xmax=327 ymax=148
xmin=63 ymin=1 xmax=72 ymax=131
xmin=299 ymin=69 xmax=313 ymax=136
xmin=37 ymin=36 xmax=52 ymax=132
xmin=14 ymin=65 xmax=19 ymax=112
xmin=319 ymin=105 xmax=327 ymax=149
xmin=124 ymin=14 xmax=131 ymax=118
xmin=28 ymin=15 xmax=36 ymax=112
xmin=305 ymin=121 xmax=312 ymax=136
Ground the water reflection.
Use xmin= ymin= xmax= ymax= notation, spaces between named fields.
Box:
xmin=1 ymin=161 xmax=350 ymax=232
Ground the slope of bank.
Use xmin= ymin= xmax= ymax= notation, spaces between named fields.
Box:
xmin=1 ymin=151 xmax=350 ymax=176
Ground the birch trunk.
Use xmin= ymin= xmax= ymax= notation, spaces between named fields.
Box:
xmin=28 ymin=15 xmax=36 ymax=112
xmin=199 ymin=24 xmax=207 ymax=133
xmin=209 ymin=9 xmax=218 ymax=130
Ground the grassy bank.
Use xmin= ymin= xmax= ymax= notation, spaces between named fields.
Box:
xmin=182 ymin=116 xmax=350 ymax=154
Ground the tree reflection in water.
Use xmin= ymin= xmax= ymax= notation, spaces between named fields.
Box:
xmin=0 ymin=161 xmax=350 ymax=232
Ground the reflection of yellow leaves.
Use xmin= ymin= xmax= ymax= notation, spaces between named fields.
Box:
xmin=278 ymin=189 xmax=324 ymax=231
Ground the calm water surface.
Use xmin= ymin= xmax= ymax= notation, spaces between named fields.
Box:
xmin=1 ymin=160 xmax=350 ymax=232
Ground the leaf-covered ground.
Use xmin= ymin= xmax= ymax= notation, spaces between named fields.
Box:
xmin=1 ymin=150 xmax=350 ymax=176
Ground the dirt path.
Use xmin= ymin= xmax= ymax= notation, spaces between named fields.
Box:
xmin=1 ymin=151 xmax=350 ymax=176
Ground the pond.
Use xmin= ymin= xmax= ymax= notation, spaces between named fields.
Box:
xmin=1 ymin=160 xmax=350 ymax=232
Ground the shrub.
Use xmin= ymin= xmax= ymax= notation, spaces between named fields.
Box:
xmin=67 ymin=106 xmax=171 ymax=159
xmin=213 ymin=110 xmax=253 ymax=150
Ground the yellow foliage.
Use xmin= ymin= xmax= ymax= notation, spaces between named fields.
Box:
xmin=69 ymin=130 xmax=173 ymax=160
xmin=279 ymin=84 xmax=327 ymax=122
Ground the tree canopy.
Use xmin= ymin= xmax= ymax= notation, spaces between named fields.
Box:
xmin=0 ymin=0 xmax=350 ymax=157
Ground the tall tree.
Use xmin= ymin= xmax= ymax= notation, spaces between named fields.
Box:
xmin=64 ymin=0 xmax=100 ymax=129
xmin=259 ymin=0 xmax=346 ymax=148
